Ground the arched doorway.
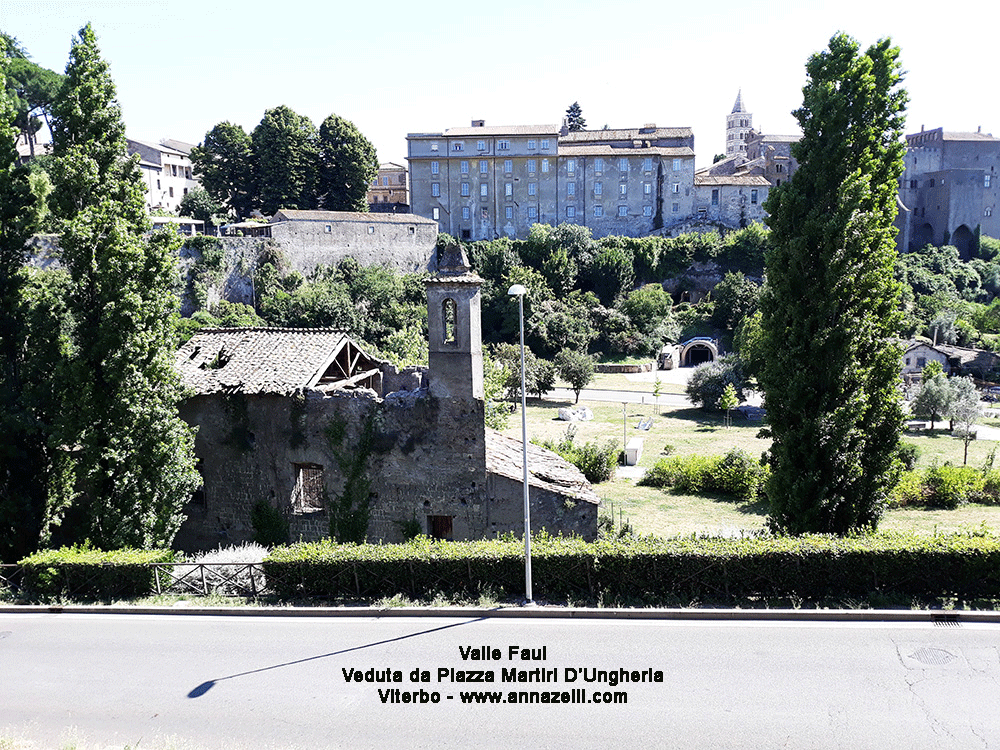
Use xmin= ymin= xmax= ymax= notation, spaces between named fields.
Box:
xmin=680 ymin=338 xmax=718 ymax=367
xmin=952 ymin=225 xmax=975 ymax=259
xmin=913 ymin=222 xmax=935 ymax=250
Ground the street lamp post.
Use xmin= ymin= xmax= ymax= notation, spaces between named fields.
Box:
xmin=507 ymin=283 xmax=532 ymax=604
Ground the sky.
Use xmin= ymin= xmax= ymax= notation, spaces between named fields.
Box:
xmin=2 ymin=0 xmax=997 ymax=169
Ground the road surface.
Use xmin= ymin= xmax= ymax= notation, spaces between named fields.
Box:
xmin=2 ymin=612 xmax=999 ymax=749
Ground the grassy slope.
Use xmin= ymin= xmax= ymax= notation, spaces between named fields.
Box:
xmin=504 ymin=375 xmax=1000 ymax=537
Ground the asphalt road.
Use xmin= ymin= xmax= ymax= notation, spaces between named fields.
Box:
xmin=2 ymin=612 xmax=1000 ymax=749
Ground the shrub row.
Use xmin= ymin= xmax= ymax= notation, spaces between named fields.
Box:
xmin=261 ymin=532 xmax=1000 ymax=603
xmin=891 ymin=466 xmax=1000 ymax=509
xmin=18 ymin=546 xmax=175 ymax=600
xmin=639 ymin=448 xmax=768 ymax=501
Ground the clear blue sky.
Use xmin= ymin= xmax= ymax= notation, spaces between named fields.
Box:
xmin=2 ymin=0 xmax=997 ymax=168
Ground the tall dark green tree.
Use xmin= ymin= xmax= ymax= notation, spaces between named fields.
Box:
xmin=759 ymin=34 xmax=908 ymax=534
xmin=0 ymin=57 xmax=53 ymax=561
xmin=189 ymin=121 xmax=254 ymax=220
xmin=317 ymin=113 xmax=377 ymax=212
xmin=48 ymin=24 xmax=199 ymax=549
xmin=565 ymin=101 xmax=586 ymax=132
xmin=1 ymin=33 xmax=65 ymax=158
xmin=251 ymin=105 xmax=317 ymax=215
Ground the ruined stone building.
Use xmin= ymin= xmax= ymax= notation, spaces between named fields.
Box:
xmin=897 ymin=127 xmax=1000 ymax=255
xmin=173 ymin=245 xmax=599 ymax=552
xmin=406 ymin=120 xmax=696 ymax=241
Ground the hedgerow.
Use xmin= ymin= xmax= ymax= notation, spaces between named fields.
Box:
xmin=261 ymin=531 xmax=1000 ymax=604
xmin=18 ymin=546 xmax=175 ymax=600
xmin=889 ymin=466 xmax=1000 ymax=508
xmin=639 ymin=448 xmax=768 ymax=501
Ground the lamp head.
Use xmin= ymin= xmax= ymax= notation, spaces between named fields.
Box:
xmin=507 ymin=284 xmax=527 ymax=296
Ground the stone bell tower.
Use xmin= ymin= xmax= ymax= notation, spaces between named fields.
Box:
xmin=425 ymin=238 xmax=484 ymax=403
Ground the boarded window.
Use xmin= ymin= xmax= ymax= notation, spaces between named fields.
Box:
xmin=292 ymin=463 xmax=324 ymax=513
xmin=427 ymin=515 xmax=453 ymax=540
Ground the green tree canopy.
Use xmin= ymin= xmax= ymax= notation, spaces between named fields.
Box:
xmin=759 ymin=33 xmax=908 ymax=535
xmin=189 ymin=121 xmax=254 ymax=220
xmin=565 ymin=101 xmax=586 ymax=132
xmin=252 ymin=105 xmax=318 ymax=215
xmin=555 ymin=348 xmax=595 ymax=404
xmin=317 ymin=113 xmax=377 ymax=212
xmin=47 ymin=24 xmax=199 ymax=550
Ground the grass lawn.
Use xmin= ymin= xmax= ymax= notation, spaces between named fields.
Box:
xmin=554 ymin=371 xmax=687 ymax=395
xmin=505 ymin=392 xmax=1000 ymax=538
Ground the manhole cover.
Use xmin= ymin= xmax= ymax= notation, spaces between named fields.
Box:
xmin=909 ymin=647 xmax=957 ymax=666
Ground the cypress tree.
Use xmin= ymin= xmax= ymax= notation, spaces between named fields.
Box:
xmin=760 ymin=34 xmax=907 ymax=534
xmin=48 ymin=25 xmax=199 ymax=549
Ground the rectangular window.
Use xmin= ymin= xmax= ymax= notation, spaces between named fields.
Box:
xmin=505 ymin=183 xmax=513 ymax=197
xmin=527 ymin=159 xmax=536 ymax=174
xmin=987 ymin=174 xmax=992 ymax=189
xmin=325 ymin=225 xmax=332 ymax=233
xmin=540 ymin=139 xmax=550 ymax=150
xmin=672 ymin=183 xmax=680 ymax=194
xmin=594 ymin=182 xmax=603 ymax=196
xmin=643 ymin=182 xmax=652 ymax=195
xmin=431 ymin=183 xmax=440 ymax=197
xmin=672 ymin=158 xmax=681 ymax=171
xmin=775 ymin=163 xmax=784 ymax=173
xmin=528 ymin=206 xmax=538 ymax=219
xmin=506 ymin=206 xmax=513 ymax=219
xmin=672 ymin=202 xmax=679 ymax=213
xmin=461 ymin=160 xmax=469 ymax=173
xmin=462 ymin=206 xmax=470 ymax=220
xmin=481 ymin=208 xmax=488 ymax=220
xmin=480 ymin=160 xmax=488 ymax=174
xmin=382 ymin=176 xmax=389 ymax=186
xmin=453 ymin=142 xmax=464 ymax=151
xmin=619 ymin=183 xmax=627 ymax=196
xmin=643 ymin=157 xmax=653 ymax=172
xmin=541 ymin=159 xmax=549 ymax=173
xmin=431 ymin=161 xmax=439 ymax=174
xmin=291 ymin=463 xmax=324 ymax=513
xmin=567 ymin=159 xmax=576 ymax=174
xmin=528 ymin=140 xmax=537 ymax=150
xmin=643 ymin=205 xmax=652 ymax=217
xmin=477 ymin=140 xmax=486 ymax=151
xmin=431 ymin=142 xmax=439 ymax=151
xmin=619 ymin=158 xmax=628 ymax=172
xmin=461 ymin=182 xmax=470 ymax=196
xmin=498 ymin=140 xmax=510 ymax=150
xmin=528 ymin=182 xmax=537 ymax=196
xmin=751 ymin=189 xmax=758 ymax=204
xmin=917 ymin=357 xmax=926 ymax=368
xmin=481 ymin=184 xmax=488 ymax=197
xmin=711 ymin=189 xmax=719 ymax=205
xmin=567 ymin=206 xmax=576 ymax=218
xmin=169 ymin=187 xmax=174 ymax=197
xmin=432 ymin=207 xmax=440 ymax=220
xmin=504 ymin=159 xmax=513 ymax=173
xmin=618 ymin=206 xmax=628 ymax=217
xmin=567 ymin=182 xmax=576 ymax=196
xmin=594 ymin=205 xmax=604 ymax=217
xmin=594 ymin=158 xmax=604 ymax=173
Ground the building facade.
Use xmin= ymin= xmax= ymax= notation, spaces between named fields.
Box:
xmin=367 ymin=162 xmax=409 ymax=210
xmin=898 ymin=127 xmax=1000 ymax=255
xmin=127 ymin=138 xmax=201 ymax=214
xmin=407 ymin=121 xmax=696 ymax=241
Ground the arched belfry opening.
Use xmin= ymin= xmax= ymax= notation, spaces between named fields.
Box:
xmin=425 ymin=237 xmax=484 ymax=401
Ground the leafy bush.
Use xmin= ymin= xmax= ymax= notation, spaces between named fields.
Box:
xmin=889 ymin=470 xmax=926 ymax=507
xmin=18 ymin=546 xmax=174 ymax=601
xmin=262 ymin=532 xmax=1000 ymax=604
xmin=898 ymin=442 xmax=920 ymax=472
xmin=639 ymin=449 xmax=767 ymax=501
xmin=924 ymin=465 xmax=984 ymax=509
xmin=685 ymin=355 xmax=749 ymax=411
xmin=538 ymin=426 xmax=617 ymax=484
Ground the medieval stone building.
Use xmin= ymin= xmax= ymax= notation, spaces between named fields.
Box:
xmin=173 ymin=244 xmax=599 ymax=551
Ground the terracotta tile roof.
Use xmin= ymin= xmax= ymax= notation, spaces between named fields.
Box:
xmin=271 ymin=210 xmax=435 ymax=225
xmin=560 ymin=127 xmax=693 ymax=143
xmin=441 ymin=124 xmax=562 ymax=137
xmin=556 ymin=145 xmax=695 ymax=158
xmin=176 ymin=328 xmax=353 ymax=395
xmin=694 ymin=174 xmax=771 ymax=186
xmin=486 ymin=430 xmax=600 ymax=506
